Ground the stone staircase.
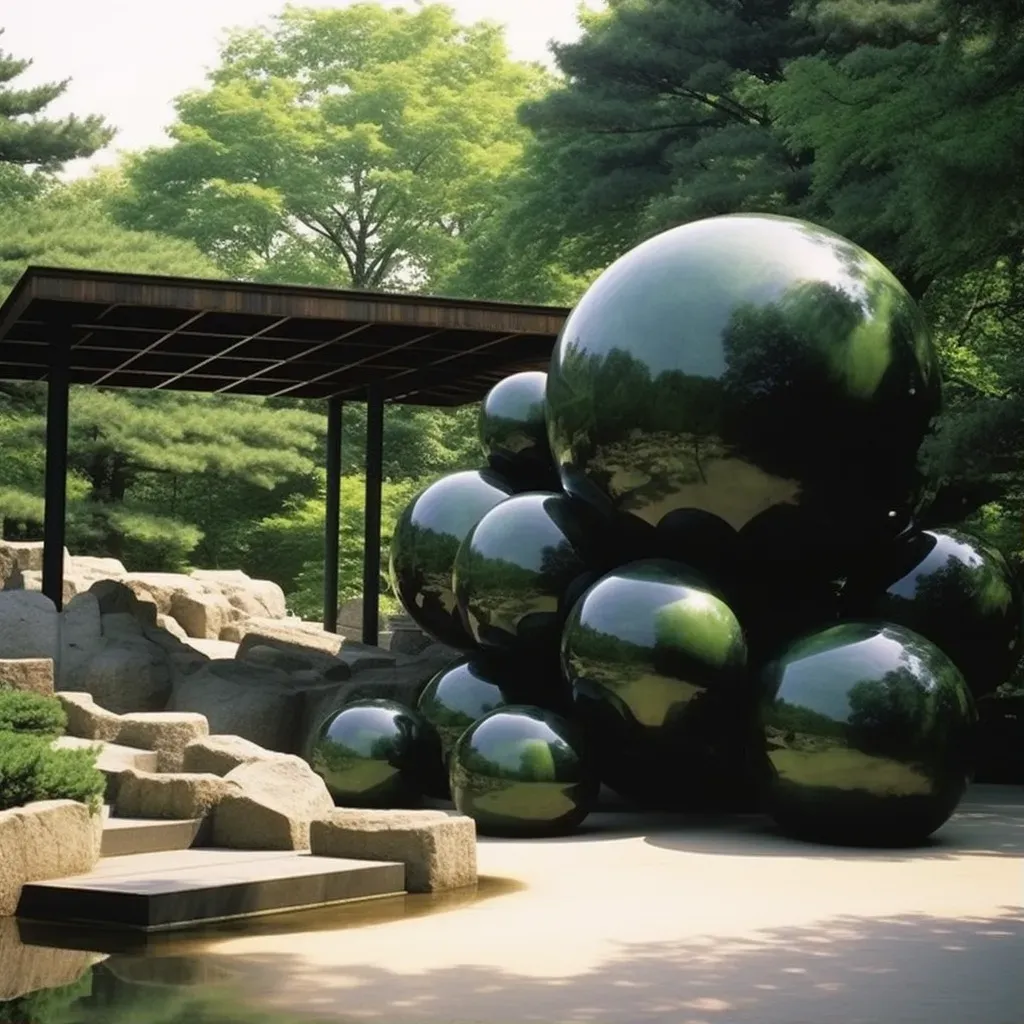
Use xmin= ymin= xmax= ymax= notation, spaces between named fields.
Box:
xmin=20 ymin=737 xmax=407 ymax=931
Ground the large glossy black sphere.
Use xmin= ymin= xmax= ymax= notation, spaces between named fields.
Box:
xmin=547 ymin=214 xmax=942 ymax=574
xmin=478 ymin=371 xmax=558 ymax=490
xmin=453 ymin=492 xmax=602 ymax=661
xmin=449 ymin=705 xmax=599 ymax=837
xmin=310 ymin=699 xmax=443 ymax=808
xmin=417 ymin=657 xmax=561 ymax=760
xmin=843 ymin=528 xmax=1022 ymax=697
xmin=562 ymin=559 xmax=752 ymax=809
xmin=759 ymin=622 xmax=977 ymax=846
xmin=389 ymin=469 xmax=513 ymax=649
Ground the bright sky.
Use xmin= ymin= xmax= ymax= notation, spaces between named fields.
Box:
xmin=2 ymin=0 xmax=592 ymax=175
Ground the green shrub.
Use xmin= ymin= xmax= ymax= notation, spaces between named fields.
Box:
xmin=0 ymin=689 xmax=68 ymax=737
xmin=0 ymin=733 xmax=105 ymax=812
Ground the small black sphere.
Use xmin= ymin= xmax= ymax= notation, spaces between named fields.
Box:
xmin=759 ymin=622 xmax=976 ymax=846
xmin=449 ymin=705 xmax=599 ymax=837
xmin=309 ymin=699 xmax=443 ymax=808
xmin=417 ymin=657 xmax=553 ymax=760
xmin=842 ymin=527 xmax=1023 ymax=697
xmin=389 ymin=469 xmax=513 ymax=649
xmin=478 ymin=371 xmax=558 ymax=490
xmin=562 ymin=558 xmax=752 ymax=809
xmin=453 ymin=492 xmax=602 ymax=661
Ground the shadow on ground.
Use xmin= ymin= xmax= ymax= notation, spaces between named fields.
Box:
xmin=52 ymin=907 xmax=1024 ymax=1024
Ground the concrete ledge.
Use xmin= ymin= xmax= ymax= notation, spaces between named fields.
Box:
xmin=311 ymin=809 xmax=477 ymax=893
xmin=17 ymin=849 xmax=406 ymax=932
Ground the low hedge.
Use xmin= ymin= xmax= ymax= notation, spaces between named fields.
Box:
xmin=0 ymin=689 xmax=68 ymax=737
xmin=0 ymin=733 xmax=105 ymax=813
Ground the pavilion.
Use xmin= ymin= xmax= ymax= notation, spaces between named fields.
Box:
xmin=0 ymin=267 xmax=569 ymax=645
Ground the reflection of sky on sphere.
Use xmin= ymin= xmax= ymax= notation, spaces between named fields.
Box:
xmin=780 ymin=631 xmax=927 ymax=722
xmin=562 ymin=214 xmax=879 ymax=378
xmin=469 ymin=494 xmax=566 ymax=574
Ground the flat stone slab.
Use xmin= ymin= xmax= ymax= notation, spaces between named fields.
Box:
xmin=16 ymin=848 xmax=405 ymax=932
xmin=100 ymin=817 xmax=204 ymax=859
xmin=54 ymin=737 xmax=159 ymax=775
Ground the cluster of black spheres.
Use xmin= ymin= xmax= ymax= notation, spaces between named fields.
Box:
xmin=309 ymin=214 xmax=1022 ymax=848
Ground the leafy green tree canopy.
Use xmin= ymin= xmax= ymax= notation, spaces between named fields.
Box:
xmin=114 ymin=3 xmax=550 ymax=290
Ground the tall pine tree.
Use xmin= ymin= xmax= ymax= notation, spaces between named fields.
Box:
xmin=0 ymin=28 xmax=114 ymax=200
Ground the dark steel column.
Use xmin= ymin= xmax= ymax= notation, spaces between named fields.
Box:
xmin=323 ymin=396 xmax=343 ymax=633
xmin=362 ymin=387 xmax=384 ymax=646
xmin=42 ymin=330 xmax=71 ymax=610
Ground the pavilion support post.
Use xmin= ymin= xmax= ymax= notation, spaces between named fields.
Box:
xmin=323 ymin=397 xmax=344 ymax=633
xmin=42 ymin=329 xmax=71 ymax=611
xmin=362 ymin=387 xmax=384 ymax=647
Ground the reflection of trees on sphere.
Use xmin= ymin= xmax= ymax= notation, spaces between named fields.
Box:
xmin=546 ymin=214 xmax=941 ymax=576
xmin=449 ymin=705 xmax=598 ymax=837
xmin=842 ymin=527 xmax=1023 ymax=697
xmin=758 ymin=622 xmax=976 ymax=846
xmin=453 ymin=492 xmax=604 ymax=661
xmin=478 ymin=371 xmax=558 ymax=490
xmin=417 ymin=657 xmax=564 ymax=760
xmin=389 ymin=469 xmax=513 ymax=649
xmin=562 ymin=558 xmax=754 ymax=810
xmin=310 ymin=699 xmax=444 ymax=807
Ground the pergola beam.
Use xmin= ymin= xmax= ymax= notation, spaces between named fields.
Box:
xmin=323 ymin=396 xmax=344 ymax=633
xmin=42 ymin=329 xmax=71 ymax=610
xmin=362 ymin=388 xmax=385 ymax=647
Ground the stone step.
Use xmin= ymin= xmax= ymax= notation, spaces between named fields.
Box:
xmin=101 ymin=815 xmax=204 ymax=859
xmin=53 ymin=737 xmax=158 ymax=802
xmin=16 ymin=848 xmax=406 ymax=933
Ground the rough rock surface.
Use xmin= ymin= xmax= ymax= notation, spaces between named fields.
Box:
xmin=182 ymin=734 xmax=287 ymax=776
xmin=213 ymin=756 xmax=334 ymax=851
xmin=0 ymin=658 xmax=54 ymax=696
xmin=114 ymin=769 xmax=238 ymax=820
xmin=71 ymin=638 xmax=173 ymax=714
xmin=117 ymin=712 xmax=209 ymax=772
xmin=167 ymin=660 xmax=301 ymax=753
xmin=0 ymin=545 xmax=24 ymax=591
xmin=0 ymin=591 xmax=59 ymax=661
xmin=0 ymin=916 xmax=105 ymax=1002
xmin=57 ymin=692 xmax=122 ymax=743
xmin=310 ymin=809 xmax=477 ymax=893
xmin=0 ymin=801 xmax=101 ymax=917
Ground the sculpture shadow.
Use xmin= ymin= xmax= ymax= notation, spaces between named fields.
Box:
xmin=641 ymin=784 xmax=1024 ymax=863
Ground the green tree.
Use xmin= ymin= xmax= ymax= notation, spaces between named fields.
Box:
xmin=0 ymin=29 xmax=114 ymax=201
xmin=114 ymin=3 xmax=548 ymax=290
xmin=485 ymin=0 xmax=821 ymax=282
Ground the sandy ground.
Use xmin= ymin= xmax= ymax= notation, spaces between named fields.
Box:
xmin=173 ymin=784 xmax=1024 ymax=1024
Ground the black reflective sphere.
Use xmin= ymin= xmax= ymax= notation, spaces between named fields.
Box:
xmin=547 ymin=214 xmax=942 ymax=574
xmin=310 ymin=699 xmax=443 ymax=808
xmin=478 ymin=371 xmax=558 ymax=490
xmin=389 ymin=469 xmax=513 ymax=649
xmin=417 ymin=657 xmax=563 ymax=760
xmin=449 ymin=705 xmax=598 ymax=837
xmin=562 ymin=559 xmax=752 ymax=809
xmin=453 ymin=492 xmax=602 ymax=660
xmin=759 ymin=622 xmax=977 ymax=846
xmin=843 ymin=528 xmax=1022 ymax=697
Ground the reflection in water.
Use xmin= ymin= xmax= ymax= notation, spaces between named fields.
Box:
xmin=546 ymin=214 xmax=941 ymax=575
xmin=3 ymin=877 xmax=522 ymax=1022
